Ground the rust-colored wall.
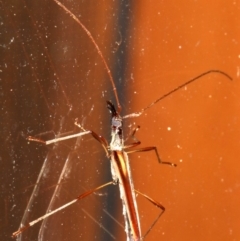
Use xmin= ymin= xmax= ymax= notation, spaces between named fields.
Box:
xmin=2 ymin=1 xmax=239 ymax=241
xmin=129 ymin=1 xmax=240 ymax=241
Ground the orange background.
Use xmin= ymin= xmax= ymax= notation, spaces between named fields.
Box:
xmin=1 ymin=1 xmax=239 ymax=241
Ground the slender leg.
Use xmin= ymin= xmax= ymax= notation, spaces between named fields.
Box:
xmin=124 ymin=125 xmax=141 ymax=149
xmin=124 ymin=126 xmax=176 ymax=167
xmin=12 ymin=181 xmax=114 ymax=238
xmin=74 ymin=119 xmax=109 ymax=156
xmin=135 ymin=189 xmax=165 ymax=240
xmin=127 ymin=146 xmax=176 ymax=167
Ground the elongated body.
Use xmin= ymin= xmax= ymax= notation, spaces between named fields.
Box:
xmin=111 ymin=151 xmax=141 ymax=240
xmin=107 ymin=101 xmax=141 ymax=240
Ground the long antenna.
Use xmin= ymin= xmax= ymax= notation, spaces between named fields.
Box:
xmin=52 ymin=0 xmax=121 ymax=112
xmin=124 ymin=70 xmax=232 ymax=119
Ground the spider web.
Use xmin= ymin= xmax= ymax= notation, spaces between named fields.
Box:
xmin=2 ymin=1 xmax=135 ymax=240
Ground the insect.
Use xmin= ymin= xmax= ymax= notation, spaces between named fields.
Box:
xmin=12 ymin=1 xmax=232 ymax=241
